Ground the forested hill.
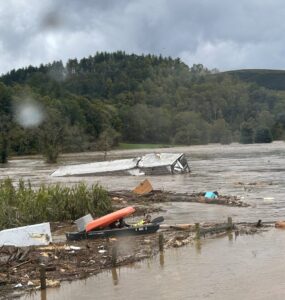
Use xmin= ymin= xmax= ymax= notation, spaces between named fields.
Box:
xmin=0 ymin=51 xmax=285 ymax=161
xmin=223 ymin=69 xmax=285 ymax=90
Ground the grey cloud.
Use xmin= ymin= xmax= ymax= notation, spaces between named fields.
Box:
xmin=1 ymin=0 xmax=285 ymax=74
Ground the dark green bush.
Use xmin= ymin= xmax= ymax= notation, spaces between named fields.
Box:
xmin=254 ymin=127 xmax=273 ymax=143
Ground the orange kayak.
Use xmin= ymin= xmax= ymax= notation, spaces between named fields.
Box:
xmin=86 ymin=206 xmax=135 ymax=232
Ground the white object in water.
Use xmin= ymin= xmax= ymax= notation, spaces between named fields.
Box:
xmin=263 ymin=197 xmax=275 ymax=204
xmin=0 ymin=223 xmax=52 ymax=247
xmin=75 ymin=214 xmax=93 ymax=232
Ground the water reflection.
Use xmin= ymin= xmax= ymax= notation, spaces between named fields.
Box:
xmin=40 ymin=290 xmax=47 ymax=300
xmin=22 ymin=230 xmax=285 ymax=300
xmin=227 ymin=231 xmax=233 ymax=242
xmin=159 ymin=251 xmax=164 ymax=268
xmin=111 ymin=268 xmax=119 ymax=286
xmin=195 ymin=240 xmax=202 ymax=254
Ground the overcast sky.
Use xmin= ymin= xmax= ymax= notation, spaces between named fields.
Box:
xmin=1 ymin=0 xmax=285 ymax=74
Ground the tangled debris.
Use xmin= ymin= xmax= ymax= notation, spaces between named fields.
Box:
xmin=109 ymin=190 xmax=249 ymax=208
xmin=0 ymin=186 xmax=259 ymax=299
xmin=0 ymin=220 xmax=270 ymax=299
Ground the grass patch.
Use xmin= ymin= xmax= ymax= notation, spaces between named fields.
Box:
xmin=117 ymin=143 xmax=175 ymax=150
xmin=0 ymin=178 xmax=112 ymax=230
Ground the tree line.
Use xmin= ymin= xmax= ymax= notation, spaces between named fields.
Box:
xmin=1 ymin=51 xmax=285 ymax=163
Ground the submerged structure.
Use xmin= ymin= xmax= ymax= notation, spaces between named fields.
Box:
xmin=51 ymin=153 xmax=190 ymax=177
xmin=137 ymin=153 xmax=190 ymax=175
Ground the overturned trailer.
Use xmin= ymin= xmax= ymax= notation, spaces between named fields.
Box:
xmin=138 ymin=153 xmax=190 ymax=175
xmin=51 ymin=153 xmax=190 ymax=177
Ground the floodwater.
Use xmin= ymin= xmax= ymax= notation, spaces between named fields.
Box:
xmin=2 ymin=141 xmax=285 ymax=222
xmin=23 ymin=230 xmax=285 ymax=300
xmin=4 ymin=141 xmax=285 ymax=299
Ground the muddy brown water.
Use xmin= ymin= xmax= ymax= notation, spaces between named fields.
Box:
xmin=24 ymin=230 xmax=285 ymax=300
xmin=4 ymin=141 xmax=285 ymax=299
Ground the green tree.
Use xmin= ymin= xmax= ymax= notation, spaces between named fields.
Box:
xmin=173 ymin=111 xmax=209 ymax=145
xmin=96 ymin=127 xmax=120 ymax=160
xmin=0 ymin=117 xmax=10 ymax=163
xmin=39 ymin=110 xmax=66 ymax=163
xmin=63 ymin=125 xmax=89 ymax=152
xmin=0 ymin=83 xmax=12 ymax=163
xmin=210 ymin=118 xmax=232 ymax=144
xmin=240 ymin=121 xmax=254 ymax=144
xmin=273 ymin=112 xmax=285 ymax=139
xmin=256 ymin=110 xmax=274 ymax=129
xmin=254 ymin=127 xmax=273 ymax=143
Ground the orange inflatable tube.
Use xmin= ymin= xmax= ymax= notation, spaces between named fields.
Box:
xmin=86 ymin=206 xmax=135 ymax=232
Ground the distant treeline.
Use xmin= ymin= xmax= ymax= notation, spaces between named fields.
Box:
xmin=1 ymin=51 xmax=285 ymax=162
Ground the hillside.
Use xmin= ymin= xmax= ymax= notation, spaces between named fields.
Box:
xmin=223 ymin=69 xmax=285 ymax=90
xmin=0 ymin=52 xmax=285 ymax=161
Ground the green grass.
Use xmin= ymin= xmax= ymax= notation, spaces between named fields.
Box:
xmin=117 ymin=143 xmax=177 ymax=150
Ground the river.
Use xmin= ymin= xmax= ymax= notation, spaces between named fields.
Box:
xmin=4 ymin=141 xmax=285 ymax=299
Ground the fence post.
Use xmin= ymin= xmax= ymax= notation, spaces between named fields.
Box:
xmin=111 ymin=244 xmax=117 ymax=266
xmin=195 ymin=223 xmax=200 ymax=240
xmin=159 ymin=232 xmax=164 ymax=252
xmin=227 ymin=217 xmax=233 ymax=230
xmin=39 ymin=264 xmax=46 ymax=290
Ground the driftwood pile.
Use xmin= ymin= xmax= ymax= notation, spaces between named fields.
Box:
xmin=109 ymin=190 xmax=249 ymax=207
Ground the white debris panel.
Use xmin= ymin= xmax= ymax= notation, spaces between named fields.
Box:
xmin=51 ymin=158 xmax=140 ymax=177
xmin=51 ymin=153 xmax=190 ymax=177
xmin=75 ymin=214 xmax=93 ymax=232
xmin=0 ymin=223 xmax=52 ymax=247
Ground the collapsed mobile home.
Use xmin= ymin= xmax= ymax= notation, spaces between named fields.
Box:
xmin=51 ymin=153 xmax=190 ymax=177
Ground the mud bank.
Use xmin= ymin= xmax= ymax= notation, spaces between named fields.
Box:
xmin=0 ymin=221 xmax=269 ymax=299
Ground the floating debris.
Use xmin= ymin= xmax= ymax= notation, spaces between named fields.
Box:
xmin=0 ymin=223 xmax=52 ymax=247
xmin=133 ymin=179 xmax=153 ymax=195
